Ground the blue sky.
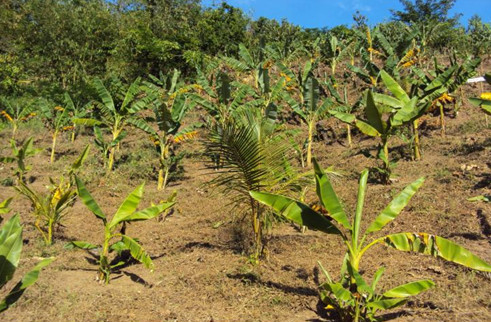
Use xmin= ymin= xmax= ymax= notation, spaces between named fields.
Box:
xmin=202 ymin=0 xmax=491 ymax=28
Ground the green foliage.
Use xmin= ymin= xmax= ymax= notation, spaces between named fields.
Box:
xmin=251 ymin=159 xmax=491 ymax=321
xmin=0 ymin=137 xmax=42 ymax=183
xmin=14 ymin=146 xmax=90 ymax=245
xmin=0 ymin=214 xmax=53 ymax=313
xmin=66 ymin=177 xmax=175 ymax=284
xmin=74 ymin=77 xmax=153 ymax=171
xmin=141 ymin=69 xmax=199 ymax=190
xmin=0 ymin=96 xmax=38 ymax=138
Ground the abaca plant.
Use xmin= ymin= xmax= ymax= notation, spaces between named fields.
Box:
xmin=251 ymin=159 xmax=491 ymax=321
xmin=66 ymin=177 xmax=175 ymax=284
xmin=39 ymin=98 xmax=72 ymax=163
xmin=74 ymin=78 xmax=153 ymax=171
xmin=141 ymin=69 xmax=200 ymax=190
xmin=0 ymin=137 xmax=42 ymax=184
xmin=0 ymin=96 xmax=38 ymax=139
xmin=15 ymin=145 xmax=90 ymax=245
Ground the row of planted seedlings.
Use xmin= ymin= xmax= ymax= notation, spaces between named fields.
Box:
xmin=0 ymin=41 xmax=490 ymax=319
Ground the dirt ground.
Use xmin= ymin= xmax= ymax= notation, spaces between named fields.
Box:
xmin=0 ymin=79 xmax=490 ymax=321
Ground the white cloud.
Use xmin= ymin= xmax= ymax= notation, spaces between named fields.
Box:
xmin=337 ymin=0 xmax=371 ymax=12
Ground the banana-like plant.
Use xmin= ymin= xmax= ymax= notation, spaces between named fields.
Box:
xmin=39 ymin=98 xmax=72 ymax=163
xmin=325 ymin=77 xmax=361 ymax=147
xmin=74 ymin=78 xmax=153 ymax=171
xmin=412 ymin=55 xmax=481 ymax=135
xmin=64 ymin=93 xmax=90 ymax=142
xmin=280 ymin=60 xmax=329 ymax=167
xmin=322 ymin=35 xmax=354 ymax=76
xmin=14 ymin=146 xmax=90 ymax=245
xmin=0 ymin=96 xmax=38 ymax=139
xmin=331 ymin=88 xmax=424 ymax=184
xmin=0 ymin=137 xmax=42 ymax=183
xmin=65 ymin=177 xmax=175 ymax=284
xmin=221 ymin=43 xmax=267 ymax=90
xmin=251 ymin=159 xmax=491 ymax=321
xmin=0 ymin=214 xmax=53 ymax=313
xmin=141 ymin=69 xmax=200 ymax=190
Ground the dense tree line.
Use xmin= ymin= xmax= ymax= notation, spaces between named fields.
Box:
xmin=0 ymin=0 xmax=490 ymax=101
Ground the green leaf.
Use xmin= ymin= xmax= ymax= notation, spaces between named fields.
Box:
xmin=366 ymin=177 xmax=425 ymax=234
xmin=0 ymin=214 xmax=23 ymax=288
xmin=320 ymin=282 xmax=354 ymax=303
xmin=250 ymin=191 xmax=342 ymax=235
xmin=121 ymin=235 xmax=153 ymax=270
xmin=75 ymin=176 xmax=106 ymax=223
xmin=347 ymin=262 xmax=373 ymax=296
xmin=71 ymin=145 xmax=90 ymax=173
xmin=0 ymin=198 xmax=13 ymax=215
xmin=382 ymin=233 xmax=491 ymax=272
xmin=367 ymin=298 xmax=407 ymax=310
xmin=371 ymin=267 xmax=385 ymax=291
xmin=313 ymin=159 xmax=351 ymax=229
xmin=117 ymin=202 xmax=174 ymax=223
xmin=380 ymin=70 xmax=410 ymax=103
xmin=372 ymin=92 xmax=403 ymax=108
xmin=64 ymin=241 xmax=99 ymax=250
xmin=121 ymin=77 xmax=142 ymax=113
xmin=108 ymin=183 xmax=144 ymax=229
xmin=467 ymin=195 xmax=489 ymax=203
xmin=383 ymin=279 xmax=435 ymax=298
xmin=93 ymin=78 xmax=115 ymax=114
xmin=364 ymin=91 xmax=385 ymax=135
xmin=0 ymin=257 xmax=53 ymax=313
xmin=329 ymin=110 xmax=356 ymax=124
xmin=355 ymin=119 xmax=381 ymax=137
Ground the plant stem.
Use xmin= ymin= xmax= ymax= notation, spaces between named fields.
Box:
xmin=347 ymin=124 xmax=352 ymax=147
xmin=107 ymin=147 xmax=115 ymax=171
xmin=306 ymin=121 xmax=314 ymax=167
xmin=50 ymin=131 xmax=58 ymax=163
xmin=413 ymin=119 xmax=421 ymax=160
xmin=439 ymin=104 xmax=445 ymax=137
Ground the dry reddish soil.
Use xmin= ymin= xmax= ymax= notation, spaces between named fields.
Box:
xmin=0 ymin=80 xmax=490 ymax=322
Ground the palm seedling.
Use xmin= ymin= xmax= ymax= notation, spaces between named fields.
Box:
xmin=0 ymin=214 xmax=53 ymax=312
xmin=0 ymin=137 xmax=42 ymax=184
xmin=74 ymin=78 xmax=154 ymax=171
xmin=251 ymin=159 xmax=491 ymax=321
xmin=65 ymin=177 xmax=175 ymax=284
xmin=206 ymin=108 xmax=311 ymax=262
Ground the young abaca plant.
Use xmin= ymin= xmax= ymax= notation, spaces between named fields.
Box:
xmin=0 ymin=96 xmax=38 ymax=139
xmin=39 ymin=98 xmax=72 ymax=163
xmin=141 ymin=69 xmax=200 ymax=190
xmin=65 ymin=177 xmax=175 ymax=284
xmin=15 ymin=145 xmax=90 ymax=245
xmin=251 ymin=159 xmax=491 ymax=322
xmin=0 ymin=137 xmax=42 ymax=184
xmin=73 ymin=78 xmax=154 ymax=171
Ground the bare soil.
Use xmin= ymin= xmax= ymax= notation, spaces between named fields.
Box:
xmin=0 ymin=81 xmax=490 ymax=321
